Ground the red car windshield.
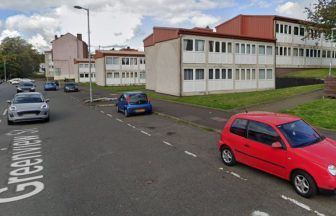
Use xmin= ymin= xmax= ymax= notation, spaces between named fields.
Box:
xmin=278 ymin=120 xmax=324 ymax=148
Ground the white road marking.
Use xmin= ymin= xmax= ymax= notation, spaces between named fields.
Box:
xmin=116 ymin=118 xmax=124 ymax=123
xmin=184 ymin=151 xmax=197 ymax=158
xmin=141 ymin=131 xmax=151 ymax=136
xmin=107 ymin=114 xmax=113 ymax=118
xmin=219 ymin=167 xmax=224 ymax=171
xmin=281 ymin=195 xmax=312 ymax=211
xmin=163 ymin=141 xmax=173 ymax=146
xmin=251 ymin=210 xmax=270 ymax=216
xmin=127 ymin=123 xmax=136 ymax=129
xmin=0 ymin=148 xmax=7 ymax=151
xmin=314 ymin=210 xmax=326 ymax=216
xmin=100 ymin=111 xmax=105 ymax=114
xmin=0 ymin=120 xmax=2 ymax=124
xmin=225 ymin=171 xmax=247 ymax=181
xmin=3 ymin=109 xmax=7 ymax=116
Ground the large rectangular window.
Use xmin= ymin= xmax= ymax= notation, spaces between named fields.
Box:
xmin=235 ymin=43 xmax=240 ymax=54
xmin=246 ymin=44 xmax=251 ymax=54
xmin=300 ymin=27 xmax=305 ymax=36
xmin=209 ymin=69 xmax=214 ymax=80
xmin=195 ymin=40 xmax=205 ymax=51
xmin=241 ymin=44 xmax=246 ymax=54
xmin=122 ymin=58 xmax=129 ymax=65
xmin=252 ymin=69 xmax=256 ymax=80
xmin=276 ymin=24 xmax=279 ymax=33
xmin=267 ymin=69 xmax=273 ymax=79
xmin=294 ymin=26 xmax=299 ymax=35
xmin=228 ymin=69 xmax=232 ymax=79
xmin=222 ymin=69 xmax=226 ymax=79
xmin=293 ymin=48 xmax=298 ymax=56
xmin=195 ymin=69 xmax=204 ymax=80
xmin=246 ymin=69 xmax=251 ymax=80
xmin=259 ymin=45 xmax=266 ymax=55
xmin=259 ymin=69 xmax=266 ymax=79
xmin=184 ymin=69 xmax=193 ymax=80
xmin=215 ymin=41 xmax=220 ymax=53
xmin=241 ymin=69 xmax=245 ymax=80
xmin=222 ymin=42 xmax=226 ymax=53
xmin=252 ymin=45 xmax=256 ymax=54
xmin=209 ymin=41 xmax=214 ymax=52
xmin=227 ymin=42 xmax=232 ymax=53
xmin=236 ymin=69 xmax=240 ymax=80
xmin=184 ymin=39 xmax=193 ymax=51
xmin=215 ymin=69 xmax=220 ymax=79
xmin=266 ymin=46 xmax=272 ymax=55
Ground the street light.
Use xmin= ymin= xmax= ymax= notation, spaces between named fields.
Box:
xmin=74 ymin=5 xmax=93 ymax=103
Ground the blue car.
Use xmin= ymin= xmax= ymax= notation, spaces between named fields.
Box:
xmin=116 ymin=92 xmax=152 ymax=117
xmin=44 ymin=82 xmax=57 ymax=91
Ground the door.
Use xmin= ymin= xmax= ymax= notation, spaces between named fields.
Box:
xmin=245 ymin=120 xmax=288 ymax=178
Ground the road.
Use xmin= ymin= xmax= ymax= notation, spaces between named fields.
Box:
xmin=0 ymin=82 xmax=335 ymax=216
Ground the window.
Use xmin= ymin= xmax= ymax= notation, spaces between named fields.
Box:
xmin=299 ymin=48 xmax=304 ymax=57
xmin=288 ymin=48 xmax=291 ymax=56
xmin=134 ymin=72 xmax=138 ymax=78
xmin=252 ymin=45 xmax=256 ymax=54
xmin=284 ymin=25 xmax=288 ymax=34
xmin=241 ymin=69 xmax=245 ymax=80
xmin=228 ymin=69 xmax=232 ymax=79
xmin=195 ymin=40 xmax=205 ymax=51
xmin=276 ymin=24 xmax=279 ymax=33
xmin=266 ymin=46 xmax=272 ymax=55
xmin=85 ymin=74 xmax=89 ymax=78
xmin=293 ymin=48 xmax=298 ymax=56
xmin=294 ymin=26 xmax=299 ymax=35
xmin=222 ymin=42 xmax=226 ymax=53
xmin=306 ymin=49 xmax=310 ymax=57
xmin=318 ymin=50 xmax=321 ymax=58
xmin=246 ymin=44 xmax=251 ymax=54
xmin=235 ymin=43 xmax=240 ymax=54
xmin=289 ymin=26 xmax=292 ymax=34
xmin=195 ymin=69 xmax=204 ymax=80
xmin=280 ymin=47 xmax=283 ymax=56
xmin=130 ymin=72 xmax=134 ymax=78
xmin=84 ymin=64 xmax=89 ymax=68
xmin=126 ymin=72 xmax=130 ymax=78
xmin=107 ymin=73 xmax=113 ymax=78
xmin=310 ymin=49 xmax=314 ymax=58
xmin=209 ymin=69 xmax=214 ymax=80
xmin=222 ymin=69 xmax=226 ymax=79
xmin=247 ymin=121 xmax=280 ymax=145
xmin=122 ymin=58 xmax=129 ymax=65
xmin=227 ymin=42 xmax=232 ymax=53
xmin=236 ymin=69 xmax=240 ymax=80
xmin=122 ymin=72 xmax=125 ymax=78
xmin=300 ymin=27 xmax=304 ymax=36
xmin=322 ymin=50 xmax=326 ymax=58
xmin=79 ymin=64 xmax=84 ymax=68
xmin=259 ymin=45 xmax=265 ymax=55
xmin=246 ymin=69 xmax=251 ymax=80
xmin=267 ymin=69 xmax=273 ymax=79
xmin=80 ymin=74 xmax=84 ymax=78
xmin=114 ymin=72 xmax=120 ymax=78
xmin=327 ymin=50 xmax=331 ymax=58
xmin=280 ymin=24 xmax=283 ymax=33
xmin=259 ymin=69 xmax=265 ymax=79
xmin=252 ymin=69 xmax=256 ymax=80
xmin=284 ymin=47 xmax=287 ymax=56
xmin=209 ymin=41 xmax=214 ymax=52
xmin=106 ymin=57 xmax=119 ymax=65
xmin=130 ymin=58 xmax=134 ymax=65
xmin=215 ymin=69 xmax=220 ymax=79
xmin=215 ymin=41 xmax=220 ymax=52
xmin=184 ymin=69 xmax=193 ymax=80
xmin=241 ymin=44 xmax=245 ymax=54
xmin=184 ymin=39 xmax=193 ymax=51
xmin=140 ymin=72 xmax=146 ymax=79
xmin=134 ymin=58 xmax=137 ymax=65
xmin=230 ymin=119 xmax=248 ymax=137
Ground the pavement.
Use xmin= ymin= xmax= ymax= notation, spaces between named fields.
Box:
xmin=77 ymin=85 xmax=336 ymax=140
xmin=0 ymin=82 xmax=335 ymax=216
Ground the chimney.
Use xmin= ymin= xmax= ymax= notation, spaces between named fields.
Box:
xmin=77 ymin=34 xmax=82 ymax=41
xmin=54 ymin=35 xmax=58 ymax=40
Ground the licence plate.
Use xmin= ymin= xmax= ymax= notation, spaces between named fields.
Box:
xmin=135 ymin=109 xmax=145 ymax=113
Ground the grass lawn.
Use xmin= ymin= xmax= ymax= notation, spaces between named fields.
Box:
xmin=81 ymin=83 xmax=146 ymax=93
xmin=283 ymin=68 xmax=336 ymax=79
xmin=82 ymin=83 xmax=324 ymax=111
xmin=284 ymin=98 xmax=336 ymax=131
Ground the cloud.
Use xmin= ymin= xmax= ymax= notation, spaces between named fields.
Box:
xmin=275 ymin=0 xmax=317 ymax=19
xmin=0 ymin=0 xmax=235 ymax=51
xmin=240 ymin=0 xmax=273 ymax=10
xmin=27 ymin=34 xmax=50 ymax=51
xmin=0 ymin=29 xmax=21 ymax=43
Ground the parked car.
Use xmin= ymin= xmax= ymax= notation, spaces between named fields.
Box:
xmin=44 ymin=82 xmax=57 ymax=91
xmin=17 ymin=81 xmax=36 ymax=93
xmin=53 ymin=80 xmax=59 ymax=88
xmin=64 ymin=82 xmax=79 ymax=92
xmin=7 ymin=92 xmax=50 ymax=124
xmin=21 ymin=78 xmax=35 ymax=83
xmin=218 ymin=112 xmax=336 ymax=198
xmin=116 ymin=92 xmax=152 ymax=117
xmin=8 ymin=78 xmax=22 ymax=85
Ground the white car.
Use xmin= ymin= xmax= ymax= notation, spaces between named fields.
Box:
xmin=8 ymin=78 xmax=22 ymax=85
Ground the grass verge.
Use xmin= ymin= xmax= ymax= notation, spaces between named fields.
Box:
xmin=284 ymin=98 xmax=336 ymax=131
xmin=283 ymin=68 xmax=336 ymax=79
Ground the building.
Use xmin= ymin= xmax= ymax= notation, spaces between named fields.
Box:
xmin=216 ymin=15 xmax=336 ymax=74
xmin=144 ymin=27 xmax=276 ymax=96
xmin=44 ymin=50 xmax=53 ymax=79
xmin=51 ymin=33 xmax=88 ymax=80
xmin=73 ymin=59 xmax=96 ymax=83
xmin=94 ymin=48 xmax=146 ymax=86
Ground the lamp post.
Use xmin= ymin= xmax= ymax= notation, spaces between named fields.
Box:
xmin=74 ymin=5 xmax=93 ymax=103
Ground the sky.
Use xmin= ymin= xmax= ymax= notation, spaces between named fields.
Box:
xmin=0 ymin=0 xmax=317 ymax=52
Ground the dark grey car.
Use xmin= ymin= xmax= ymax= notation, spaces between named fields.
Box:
xmin=17 ymin=81 xmax=36 ymax=93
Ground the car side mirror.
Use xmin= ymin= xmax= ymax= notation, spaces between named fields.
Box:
xmin=271 ymin=142 xmax=282 ymax=149
xmin=6 ymin=100 xmax=11 ymax=104
xmin=45 ymin=99 xmax=50 ymax=103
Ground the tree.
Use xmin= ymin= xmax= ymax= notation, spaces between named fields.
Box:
xmin=305 ymin=0 xmax=336 ymax=41
xmin=0 ymin=37 xmax=44 ymax=79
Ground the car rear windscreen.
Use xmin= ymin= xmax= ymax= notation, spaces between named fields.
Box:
xmin=129 ymin=94 xmax=148 ymax=105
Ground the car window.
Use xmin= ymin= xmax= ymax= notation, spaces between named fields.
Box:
xmin=278 ymin=120 xmax=323 ymax=148
xmin=247 ymin=121 xmax=281 ymax=145
xmin=128 ymin=94 xmax=148 ymax=105
xmin=13 ymin=95 xmax=43 ymax=104
xmin=230 ymin=118 xmax=248 ymax=137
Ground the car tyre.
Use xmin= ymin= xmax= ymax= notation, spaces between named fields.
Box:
xmin=291 ymin=170 xmax=317 ymax=198
xmin=45 ymin=116 xmax=50 ymax=122
xmin=116 ymin=105 xmax=120 ymax=113
xmin=7 ymin=119 xmax=13 ymax=125
xmin=220 ymin=146 xmax=236 ymax=166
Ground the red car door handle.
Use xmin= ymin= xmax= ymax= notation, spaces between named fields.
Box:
xmin=244 ymin=144 xmax=250 ymax=148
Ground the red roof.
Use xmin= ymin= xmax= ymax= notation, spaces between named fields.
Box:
xmin=234 ymin=112 xmax=301 ymax=126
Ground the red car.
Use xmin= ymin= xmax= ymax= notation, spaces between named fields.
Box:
xmin=218 ymin=112 xmax=336 ymax=198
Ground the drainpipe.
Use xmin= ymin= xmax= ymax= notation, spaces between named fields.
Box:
xmin=179 ymin=36 xmax=183 ymax=96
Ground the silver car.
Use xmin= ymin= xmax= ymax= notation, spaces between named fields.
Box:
xmin=7 ymin=92 xmax=50 ymax=125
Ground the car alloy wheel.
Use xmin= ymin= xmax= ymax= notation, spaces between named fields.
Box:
xmin=124 ymin=109 xmax=129 ymax=117
xmin=220 ymin=146 xmax=236 ymax=166
xmin=292 ymin=171 xmax=317 ymax=198
xmin=116 ymin=105 xmax=120 ymax=113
